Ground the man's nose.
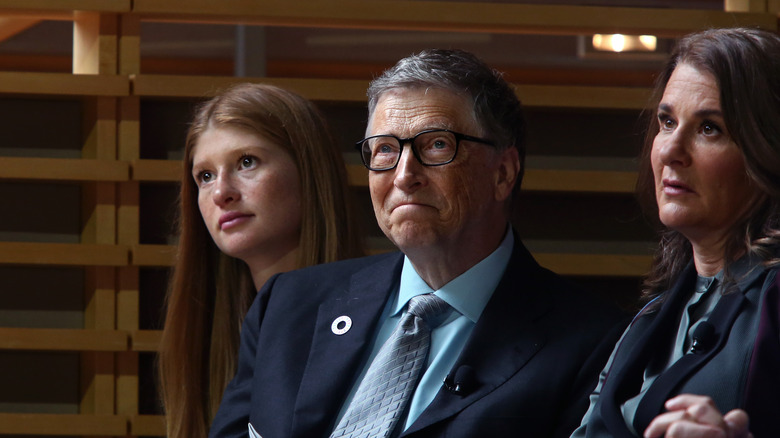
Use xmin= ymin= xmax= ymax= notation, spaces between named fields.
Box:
xmin=393 ymin=143 xmax=425 ymax=191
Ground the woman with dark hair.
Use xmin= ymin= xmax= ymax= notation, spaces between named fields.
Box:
xmin=572 ymin=27 xmax=780 ymax=438
xmin=158 ymin=83 xmax=364 ymax=438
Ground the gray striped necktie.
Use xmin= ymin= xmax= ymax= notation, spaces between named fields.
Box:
xmin=331 ymin=293 xmax=451 ymax=438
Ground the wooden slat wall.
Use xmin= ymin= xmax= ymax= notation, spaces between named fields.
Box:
xmin=0 ymin=1 xmax=775 ymax=436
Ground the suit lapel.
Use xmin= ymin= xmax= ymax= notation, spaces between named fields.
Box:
xmin=291 ymin=253 xmax=404 ymax=438
xmin=403 ymin=241 xmax=551 ymax=435
xmin=601 ymin=260 xmax=766 ymax=437
xmin=632 ymin=290 xmax=745 ymax=432
xmin=631 ymin=261 xmax=768 ymax=433
xmin=599 ymin=264 xmax=698 ymax=437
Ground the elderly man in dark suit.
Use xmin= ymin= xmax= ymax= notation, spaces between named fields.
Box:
xmin=209 ymin=49 xmax=625 ymax=438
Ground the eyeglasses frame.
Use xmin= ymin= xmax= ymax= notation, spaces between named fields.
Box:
xmin=355 ymin=128 xmax=496 ymax=171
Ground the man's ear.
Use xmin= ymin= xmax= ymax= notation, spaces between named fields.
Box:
xmin=493 ymin=146 xmax=520 ymax=202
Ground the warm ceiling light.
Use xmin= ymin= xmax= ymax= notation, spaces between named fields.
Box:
xmin=592 ymin=34 xmax=657 ymax=52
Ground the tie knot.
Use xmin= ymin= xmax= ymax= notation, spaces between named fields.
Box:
xmin=407 ymin=294 xmax=450 ymax=328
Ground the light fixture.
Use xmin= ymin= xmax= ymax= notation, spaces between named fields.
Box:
xmin=592 ymin=34 xmax=657 ymax=52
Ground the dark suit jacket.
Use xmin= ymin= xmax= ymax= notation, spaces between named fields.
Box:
xmin=209 ymin=239 xmax=626 ymax=438
xmin=576 ymin=262 xmax=780 ymax=438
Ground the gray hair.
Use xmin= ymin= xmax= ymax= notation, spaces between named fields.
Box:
xmin=367 ymin=49 xmax=526 ymax=187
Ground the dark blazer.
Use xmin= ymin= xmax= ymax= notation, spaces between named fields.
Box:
xmin=209 ymin=239 xmax=626 ymax=438
xmin=575 ymin=262 xmax=780 ymax=438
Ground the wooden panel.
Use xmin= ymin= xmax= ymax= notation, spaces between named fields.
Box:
xmin=119 ymin=14 xmax=140 ymax=75
xmin=348 ymin=164 xmax=638 ymax=194
xmin=131 ymin=158 xmax=180 ymax=181
xmin=73 ymin=12 xmax=118 ymax=75
xmin=131 ymin=329 xmax=161 ymax=352
xmin=725 ymin=0 xmax=769 ymax=12
xmin=0 ymin=328 xmax=127 ymax=351
xmin=131 ymin=75 xmax=652 ymax=109
xmin=131 ymin=243 xmax=175 ymax=266
xmin=347 ymin=163 xmax=368 ymax=187
xmin=523 ymin=169 xmax=638 ymax=194
xmin=0 ymin=72 xmax=128 ymax=96
xmin=133 ymin=0 xmax=777 ymax=35
xmin=0 ymin=413 xmax=126 ymax=435
xmin=131 ymin=415 xmax=166 ymax=436
xmin=0 ymin=413 xmax=127 ymax=436
xmin=365 ymin=241 xmax=651 ymax=276
xmin=0 ymin=0 xmax=129 ymax=14
xmin=535 ymin=253 xmax=652 ymax=277
xmin=0 ymin=157 xmax=128 ymax=181
xmin=0 ymin=17 xmax=41 ymax=42
xmin=0 ymin=242 xmax=128 ymax=266
xmin=132 ymin=160 xmax=639 ymax=194
xmin=132 ymin=74 xmax=369 ymax=101
xmin=517 ymin=84 xmax=651 ymax=110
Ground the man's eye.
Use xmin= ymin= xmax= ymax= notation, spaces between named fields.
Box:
xmin=432 ymin=140 xmax=448 ymax=149
xmin=375 ymin=142 xmax=399 ymax=154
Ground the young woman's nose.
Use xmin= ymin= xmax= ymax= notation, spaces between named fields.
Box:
xmin=213 ymin=175 xmax=240 ymax=206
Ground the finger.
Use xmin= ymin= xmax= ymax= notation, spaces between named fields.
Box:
xmin=665 ymin=394 xmax=718 ymax=411
xmin=723 ymin=409 xmax=753 ymax=438
xmin=665 ymin=420 xmax=727 ymax=438
xmin=644 ymin=410 xmax=691 ymax=438
xmin=685 ymin=401 xmax=727 ymax=428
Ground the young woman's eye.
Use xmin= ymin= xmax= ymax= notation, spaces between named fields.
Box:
xmin=196 ymin=171 xmax=213 ymax=184
xmin=240 ymin=155 xmax=257 ymax=168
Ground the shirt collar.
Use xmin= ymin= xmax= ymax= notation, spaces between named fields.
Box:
xmin=395 ymin=226 xmax=514 ymax=322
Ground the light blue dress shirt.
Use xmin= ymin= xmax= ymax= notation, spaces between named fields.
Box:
xmin=334 ymin=227 xmax=515 ymax=431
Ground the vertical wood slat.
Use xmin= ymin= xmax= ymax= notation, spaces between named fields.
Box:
xmin=117 ymin=14 xmax=143 ymax=431
xmin=74 ymin=11 xmax=122 ymax=432
xmin=724 ymin=0 xmax=770 ymax=12
xmin=73 ymin=11 xmax=118 ymax=75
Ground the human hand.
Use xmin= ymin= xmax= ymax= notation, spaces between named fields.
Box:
xmin=643 ymin=394 xmax=753 ymax=438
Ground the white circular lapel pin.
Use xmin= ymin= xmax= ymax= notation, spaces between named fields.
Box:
xmin=331 ymin=316 xmax=352 ymax=335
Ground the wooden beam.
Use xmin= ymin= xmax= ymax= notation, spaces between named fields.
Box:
xmin=0 ymin=157 xmax=128 ymax=181
xmin=523 ymin=169 xmax=638 ymax=193
xmin=516 ymin=84 xmax=651 ymax=110
xmin=131 ymin=244 xmax=175 ymax=266
xmin=0 ymin=0 xmax=129 ymax=14
xmin=73 ymin=12 xmax=118 ymax=75
xmin=131 ymin=75 xmax=652 ymax=109
xmin=0 ymin=72 xmax=129 ymax=96
xmin=725 ymin=0 xmax=768 ymax=12
xmin=0 ymin=413 xmax=126 ymax=435
xmin=130 ymin=415 xmax=166 ymax=436
xmin=0 ymin=328 xmax=127 ymax=351
xmin=0 ymin=242 xmax=128 ymax=266
xmin=133 ymin=0 xmax=777 ymax=35
xmin=131 ymin=74 xmax=370 ymax=101
xmin=0 ymin=17 xmax=40 ymax=42
xmin=131 ymin=158 xmax=180 ymax=182
xmin=131 ymin=330 xmax=162 ymax=352
xmin=535 ymin=253 xmax=652 ymax=277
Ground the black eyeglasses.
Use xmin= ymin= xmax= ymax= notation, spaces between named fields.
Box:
xmin=355 ymin=129 xmax=495 ymax=171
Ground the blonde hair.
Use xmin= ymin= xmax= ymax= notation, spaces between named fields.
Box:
xmin=159 ymin=83 xmax=363 ymax=437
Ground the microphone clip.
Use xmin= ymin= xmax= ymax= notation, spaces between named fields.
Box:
xmin=689 ymin=321 xmax=715 ymax=354
xmin=443 ymin=365 xmax=476 ymax=396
